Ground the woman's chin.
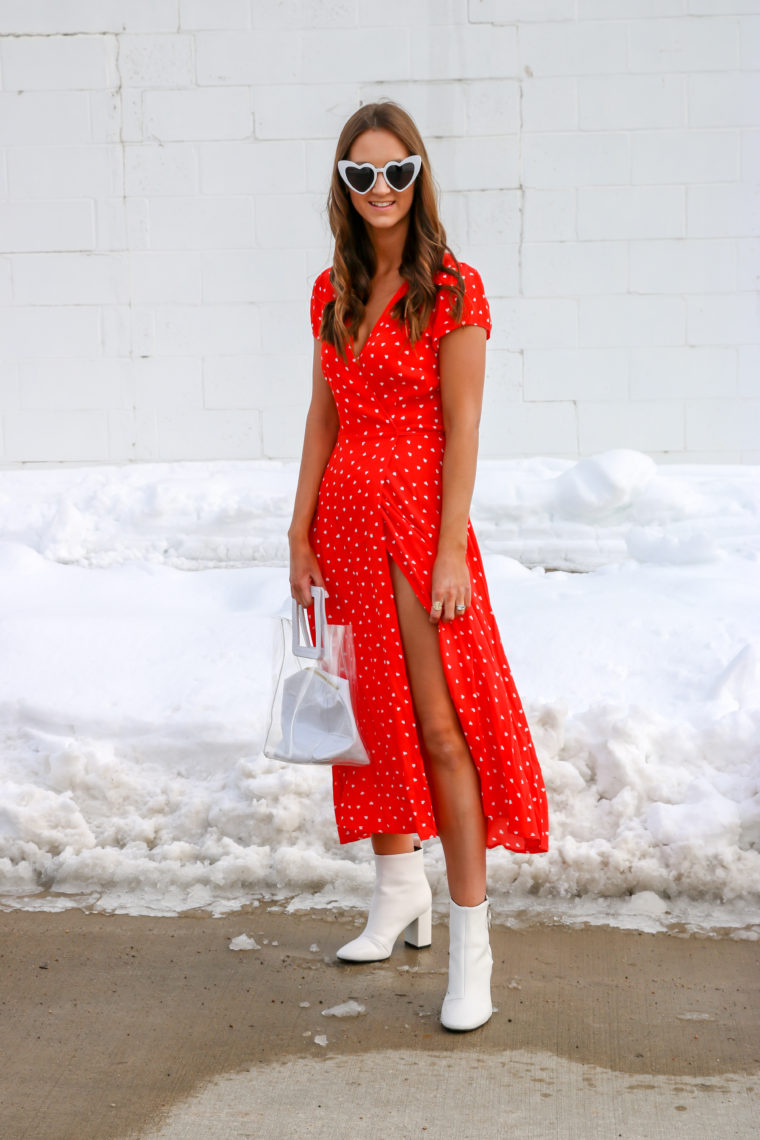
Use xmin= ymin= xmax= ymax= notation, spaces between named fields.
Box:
xmin=362 ymin=209 xmax=407 ymax=231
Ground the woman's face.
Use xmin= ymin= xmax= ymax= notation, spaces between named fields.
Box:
xmin=344 ymin=128 xmax=416 ymax=233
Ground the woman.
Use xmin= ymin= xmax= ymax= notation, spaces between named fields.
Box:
xmin=288 ymin=101 xmax=548 ymax=1032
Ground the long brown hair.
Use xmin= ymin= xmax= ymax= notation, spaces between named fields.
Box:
xmin=319 ymin=101 xmax=464 ymax=360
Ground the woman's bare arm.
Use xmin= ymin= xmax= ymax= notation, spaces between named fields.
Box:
xmin=432 ymin=323 xmax=487 ymax=624
xmin=288 ymin=339 xmax=340 ymax=606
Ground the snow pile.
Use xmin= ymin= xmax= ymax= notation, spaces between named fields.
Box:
xmin=229 ymin=934 xmax=261 ymax=951
xmin=0 ymin=450 xmax=757 ymax=573
xmin=0 ymin=452 xmax=758 ymax=938
xmin=474 ymin=450 xmax=760 ymax=569
xmin=322 ymin=1001 xmax=366 ymax=1018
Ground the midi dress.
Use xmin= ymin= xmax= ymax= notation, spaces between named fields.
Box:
xmin=308 ymin=252 xmax=549 ymax=854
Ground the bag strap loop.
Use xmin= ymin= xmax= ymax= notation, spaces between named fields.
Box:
xmin=291 ymin=585 xmax=328 ymax=659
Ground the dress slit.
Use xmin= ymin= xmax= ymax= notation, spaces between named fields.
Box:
xmin=382 ymin=530 xmax=431 ymax=617
xmin=385 ymin=550 xmax=482 ymax=776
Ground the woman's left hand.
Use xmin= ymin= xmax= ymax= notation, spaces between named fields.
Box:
xmin=429 ymin=547 xmax=471 ymax=624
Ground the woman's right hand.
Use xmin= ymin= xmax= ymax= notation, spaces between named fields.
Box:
xmin=288 ymin=536 xmax=326 ymax=608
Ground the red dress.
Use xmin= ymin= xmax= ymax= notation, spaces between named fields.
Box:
xmin=309 ymin=252 xmax=549 ymax=854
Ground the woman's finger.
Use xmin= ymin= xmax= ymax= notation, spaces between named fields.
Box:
xmin=440 ymin=594 xmax=451 ymax=622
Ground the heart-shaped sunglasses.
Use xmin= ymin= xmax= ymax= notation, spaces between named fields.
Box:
xmin=337 ymin=155 xmax=422 ymax=195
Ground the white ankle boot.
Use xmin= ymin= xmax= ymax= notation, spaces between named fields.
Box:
xmin=440 ymin=897 xmax=493 ymax=1031
xmin=336 ymin=847 xmax=432 ymax=962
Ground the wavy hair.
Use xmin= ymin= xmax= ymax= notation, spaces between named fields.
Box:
xmin=319 ymin=101 xmax=464 ymax=360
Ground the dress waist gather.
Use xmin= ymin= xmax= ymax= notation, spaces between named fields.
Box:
xmin=338 ymin=425 xmax=445 ymax=442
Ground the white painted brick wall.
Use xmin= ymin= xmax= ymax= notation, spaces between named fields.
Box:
xmin=0 ymin=1 xmax=758 ymax=467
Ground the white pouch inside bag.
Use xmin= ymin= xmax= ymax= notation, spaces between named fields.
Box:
xmin=264 ymin=586 xmax=370 ymax=766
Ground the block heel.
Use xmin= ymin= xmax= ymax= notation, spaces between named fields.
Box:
xmin=404 ymin=905 xmax=432 ymax=948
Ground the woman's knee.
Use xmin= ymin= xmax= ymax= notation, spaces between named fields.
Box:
xmin=419 ymin=718 xmax=470 ymax=775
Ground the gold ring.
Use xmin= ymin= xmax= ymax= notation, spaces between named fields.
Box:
xmin=431 ymin=600 xmax=443 ymax=611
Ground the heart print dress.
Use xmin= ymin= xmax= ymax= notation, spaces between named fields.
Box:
xmin=308 ymin=251 xmax=549 ymax=854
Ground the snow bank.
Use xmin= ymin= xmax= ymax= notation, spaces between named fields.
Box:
xmin=0 ymin=450 xmax=757 ymax=573
xmin=0 ymin=453 xmax=758 ymax=938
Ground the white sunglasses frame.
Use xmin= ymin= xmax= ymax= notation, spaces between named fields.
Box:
xmin=337 ymin=154 xmax=422 ymax=195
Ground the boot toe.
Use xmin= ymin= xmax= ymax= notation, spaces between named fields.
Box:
xmin=440 ymin=996 xmax=493 ymax=1032
xmin=336 ymin=934 xmax=392 ymax=962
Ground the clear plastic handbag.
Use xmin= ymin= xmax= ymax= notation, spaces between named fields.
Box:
xmin=264 ymin=586 xmax=370 ymax=766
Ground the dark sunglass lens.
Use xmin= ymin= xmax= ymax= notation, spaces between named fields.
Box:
xmin=386 ymin=161 xmax=416 ymax=191
xmin=346 ymin=166 xmax=375 ymax=194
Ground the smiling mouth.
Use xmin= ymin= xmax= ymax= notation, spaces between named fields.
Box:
xmin=369 ymin=200 xmax=395 ymax=209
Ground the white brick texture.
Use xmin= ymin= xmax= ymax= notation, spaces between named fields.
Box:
xmin=0 ymin=203 xmax=95 ymax=252
xmin=519 ymin=20 xmax=627 ymax=76
xmin=578 ymin=187 xmax=685 ymax=240
xmin=18 ymin=359 xmax=134 ymax=411
xmin=470 ymin=1 xmax=574 ymax=22
xmin=523 ymin=133 xmax=630 ymax=189
xmin=11 ymin=253 xmax=129 ymax=305
xmin=118 ymin=34 xmax=195 ymax=89
xmin=689 ymin=73 xmax=760 ymax=128
xmin=524 ymin=349 xmax=629 ymax=403
xmin=124 ymin=144 xmax=199 ymax=197
xmin=627 ymin=18 xmax=739 ymax=74
xmin=0 ymin=2 xmax=178 ymax=35
xmin=143 ymin=89 xmax=253 ymax=141
xmin=0 ymin=92 xmax=91 ymax=145
xmin=180 ymin=1 xmax=251 ymax=32
xmin=1 ymin=34 xmax=118 ymax=90
xmin=632 ymin=130 xmax=740 ymax=186
xmin=4 ymin=411 xmax=110 ymax=462
xmin=579 ymin=398 xmax=686 ymax=454
xmin=629 ymin=240 xmax=737 ymax=295
xmin=522 ymin=242 xmax=627 ymax=298
xmin=580 ymin=296 xmax=685 ymax=348
xmin=578 ymin=74 xmax=685 ymax=131
xmin=9 ymin=146 xmax=123 ymax=199
xmin=0 ymin=3 xmax=756 ymax=466
xmin=147 ymin=197 xmax=254 ymax=250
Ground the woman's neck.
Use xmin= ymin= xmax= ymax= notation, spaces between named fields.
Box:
xmin=366 ymin=218 xmax=409 ymax=279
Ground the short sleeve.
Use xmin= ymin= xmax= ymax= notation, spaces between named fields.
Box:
xmin=430 ymin=262 xmax=491 ymax=345
xmin=310 ymin=268 xmax=333 ymax=340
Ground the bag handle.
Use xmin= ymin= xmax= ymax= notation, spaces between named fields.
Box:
xmin=291 ymin=585 xmax=328 ymax=659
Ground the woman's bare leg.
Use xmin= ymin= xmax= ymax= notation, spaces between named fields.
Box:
xmin=388 ymin=559 xmax=487 ymax=906
xmin=371 ymin=833 xmax=415 ymax=855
